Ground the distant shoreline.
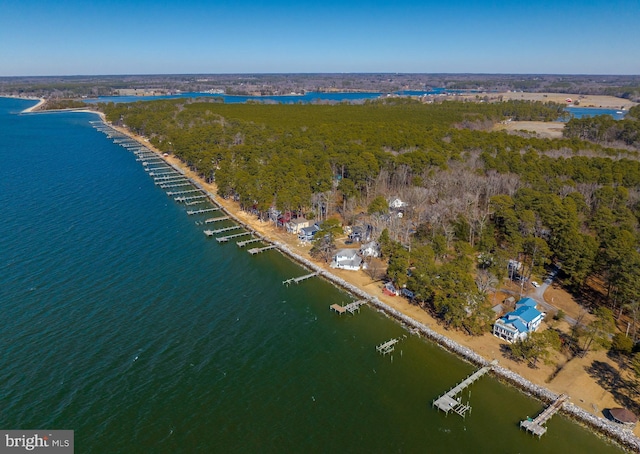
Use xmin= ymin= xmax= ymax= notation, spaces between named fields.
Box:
xmin=9 ymin=97 xmax=107 ymax=121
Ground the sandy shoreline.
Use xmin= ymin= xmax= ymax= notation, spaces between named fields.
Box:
xmin=464 ymin=92 xmax=637 ymax=110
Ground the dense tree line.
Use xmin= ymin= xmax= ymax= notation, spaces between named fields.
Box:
xmin=563 ymin=106 xmax=640 ymax=147
xmin=100 ymin=98 xmax=640 ymax=340
xmin=41 ymin=99 xmax=89 ymax=110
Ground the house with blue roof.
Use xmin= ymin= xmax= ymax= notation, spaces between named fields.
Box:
xmin=492 ymin=297 xmax=545 ymax=343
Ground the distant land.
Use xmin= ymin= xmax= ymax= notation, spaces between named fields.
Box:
xmin=1 ymin=73 xmax=640 ymax=101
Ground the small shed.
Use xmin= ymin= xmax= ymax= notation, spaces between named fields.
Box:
xmin=609 ymin=408 xmax=638 ymax=427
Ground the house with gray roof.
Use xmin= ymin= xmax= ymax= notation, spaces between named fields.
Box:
xmin=492 ymin=297 xmax=545 ymax=343
xmin=298 ymin=224 xmax=320 ymax=242
xmin=331 ymin=248 xmax=363 ymax=271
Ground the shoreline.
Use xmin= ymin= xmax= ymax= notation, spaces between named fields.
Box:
xmin=1 ymin=95 xmax=46 ymax=113
xmin=94 ymin=116 xmax=640 ymax=452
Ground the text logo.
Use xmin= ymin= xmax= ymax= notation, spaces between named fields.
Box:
xmin=1 ymin=431 xmax=73 ymax=453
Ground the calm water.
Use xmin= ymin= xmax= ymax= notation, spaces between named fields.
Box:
xmin=565 ymin=106 xmax=627 ymax=120
xmin=0 ymin=97 xmax=623 ymax=453
xmin=83 ymin=91 xmax=384 ymax=105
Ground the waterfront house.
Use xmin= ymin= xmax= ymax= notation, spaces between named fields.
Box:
xmin=298 ymin=224 xmax=320 ymax=242
xmin=492 ymin=297 xmax=545 ymax=343
xmin=331 ymin=248 xmax=363 ymax=271
xmin=287 ymin=217 xmax=311 ymax=234
xmin=383 ymin=281 xmax=400 ymax=296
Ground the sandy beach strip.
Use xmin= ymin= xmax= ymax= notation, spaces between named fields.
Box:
xmin=467 ymin=92 xmax=637 ymax=110
xmin=0 ymin=95 xmax=46 ymax=113
xmin=98 ymin=117 xmax=640 ymax=452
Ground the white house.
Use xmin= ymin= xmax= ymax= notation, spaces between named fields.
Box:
xmin=492 ymin=298 xmax=545 ymax=343
xmin=389 ymin=198 xmax=408 ymax=210
xmin=331 ymin=248 xmax=363 ymax=271
xmin=360 ymin=241 xmax=380 ymax=258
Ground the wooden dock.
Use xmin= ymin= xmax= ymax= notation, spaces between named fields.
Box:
xmin=282 ymin=272 xmax=318 ymax=285
xmin=520 ymin=394 xmax=568 ymax=437
xmin=187 ymin=207 xmax=220 ymax=215
xmin=237 ymin=237 xmax=261 ymax=247
xmin=161 ymin=181 xmax=192 ymax=189
xmin=376 ymin=335 xmax=406 ymax=355
xmin=204 ymin=216 xmax=229 ymax=223
xmin=216 ymin=231 xmax=251 ymax=243
xmin=330 ymin=300 xmax=366 ymax=315
xmin=155 ymin=177 xmax=187 ymax=185
xmin=166 ymin=189 xmax=201 ymax=196
xmin=204 ymin=225 xmax=241 ymax=236
xmin=175 ymin=194 xmax=207 ymax=203
xmin=248 ymin=245 xmax=275 ymax=254
xmin=432 ymin=362 xmax=495 ymax=418
xmin=154 ymin=173 xmax=185 ymax=180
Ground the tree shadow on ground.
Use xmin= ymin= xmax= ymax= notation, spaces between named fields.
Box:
xmin=561 ymin=275 xmax=609 ymax=313
xmin=586 ymin=360 xmax=640 ymax=414
xmin=607 ymin=349 xmax=631 ymax=370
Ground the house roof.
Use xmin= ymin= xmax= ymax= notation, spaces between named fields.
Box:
xmin=516 ymin=297 xmax=537 ymax=309
xmin=610 ymin=407 xmax=638 ymax=424
xmin=510 ymin=305 xmax=543 ymax=323
xmin=512 ymin=319 xmax=528 ymax=333
xmin=335 ymin=248 xmax=359 ymax=259
xmin=300 ymin=225 xmax=320 ymax=235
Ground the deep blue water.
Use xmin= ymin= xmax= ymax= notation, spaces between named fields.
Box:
xmin=565 ymin=106 xmax=628 ymax=120
xmin=84 ymin=91 xmax=384 ymax=105
xmin=0 ymin=97 xmax=623 ymax=453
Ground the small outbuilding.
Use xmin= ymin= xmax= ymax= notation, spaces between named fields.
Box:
xmin=609 ymin=408 xmax=638 ymax=428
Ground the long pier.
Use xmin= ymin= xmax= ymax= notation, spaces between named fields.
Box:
xmin=330 ymin=300 xmax=366 ymax=315
xmin=204 ymin=225 xmax=241 ymax=236
xmin=205 ymin=216 xmax=229 ymax=223
xmin=161 ymin=181 xmax=192 ymax=189
xmin=175 ymin=194 xmax=208 ymax=203
xmin=248 ymin=245 xmax=275 ymax=255
xmin=155 ymin=177 xmax=188 ymax=185
xmin=432 ymin=362 xmax=496 ymax=418
xmin=282 ymin=272 xmax=318 ymax=285
xmin=237 ymin=237 xmax=262 ymax=247
xmin=216 ymin=231 xmax=251 ymax=243
xmin=187 ymin=207 xmax=220 ymax=215
xmin=155 ymin=174 xmax=186 ymax=181
xmin=520 ymin=394 xmax=569 ymax=437
xmin=166 ymin=189 xmax=202 ymax=196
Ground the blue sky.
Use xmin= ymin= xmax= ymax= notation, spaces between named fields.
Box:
xmin=1 ymin=0 xmax=638 ymax=76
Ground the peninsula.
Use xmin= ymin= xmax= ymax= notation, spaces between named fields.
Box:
xmin=84 ymin=91 xmax=640 ymax=450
